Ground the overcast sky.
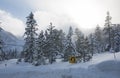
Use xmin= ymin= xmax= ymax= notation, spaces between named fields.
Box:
xmin=0 ymin=0 xmax=120 ymax=36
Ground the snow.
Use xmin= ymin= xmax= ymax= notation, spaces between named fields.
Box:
xmin=0 ymin=52 xmax=120 ymax=78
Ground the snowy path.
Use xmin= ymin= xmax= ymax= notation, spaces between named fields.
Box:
xmin=0 ymin=52 xmax=120 ymax=78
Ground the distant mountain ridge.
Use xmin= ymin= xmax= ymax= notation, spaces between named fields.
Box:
xmin=0 ymin=27 xmax=24 ymax=52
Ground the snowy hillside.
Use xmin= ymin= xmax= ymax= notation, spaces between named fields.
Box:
xmin=0 ymin=52 xmax=120 ymax=78
xmin=0 ymin=27 xmax=24 ymax=52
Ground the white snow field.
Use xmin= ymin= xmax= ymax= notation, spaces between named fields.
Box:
xmin=0 ymin=52 xmax=120 ymax=78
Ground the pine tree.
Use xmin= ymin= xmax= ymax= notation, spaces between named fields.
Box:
xmin=88 ymin=33 xmax=95 ymax=56
xmin=94 ymin=25 xmax=104 ymax=53
xmin=113 ymin=24 xmax=120 ymax=52
xmin=75 ymin=28 xmax=84 ymax=62
xmin=44 ymin=22 xmax=57 ymax=64
xmin=82 ymin=37 xmax=92 ymax=62
xmin=57 ymin=29 xmax=66 ymax=57
xmin=44 ymin=23 xmax=66 ymax=63
xmin=23 ymin=12 xmax=38 ymax=63
xmin=64 ymin=26 xmax=76 ymax=61
xmin=33 ymin=30 xmax=46 ymax=66
xmin=104 ymin=11 xmax=112 ymax=51
xmin=43 ymin=30 xmax=49 ymax=58
xmin=0 ymin=27 xmax=5 ymax=61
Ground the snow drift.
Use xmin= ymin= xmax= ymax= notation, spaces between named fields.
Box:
xmin=0 ymin=52 xmax=120 ymax=78
xmin=95 ymin=60 xmax=120 ymax=71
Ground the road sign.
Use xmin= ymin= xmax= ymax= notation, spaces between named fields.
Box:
xmin=69 ymin=56 xmax=76 ymax=63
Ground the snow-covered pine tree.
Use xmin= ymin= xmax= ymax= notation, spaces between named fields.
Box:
xmin=22 ymin=12 xmax=38 ymax=63
xmin=57 ymin=30 xmax=66 ymax=58
xmin=44 ymin=23 xmax=66 ymax=64
xmin=75 ymin=28 xmax=84 ymax=62
xmin=103 ymin=11 xmax=112 ymax=51
xmin=88 ymin=33 xmax=95 ymax=56
xmin=110 ymin=25 xmax=116 ymax=52
xmin=82 ymin=37 xmax=92 ymax=62
xmin=94 ymin=25 xmax=104 ymax=53
xmin=33 ymin=30 xmax=46 ymax=66
xmin=13 ymin=49 xmax=17 ymax=58
xmin=43 ymin=22 xmax=57 ymax=64
xmin=0 ymin=26 xmax=5 ymax=61
xmin=43 ymin=30 xmax=49 ymax=58
xmin=64 ymin=26 xmax=76 ymax=61
xmin=50 ymin=29 xmax=65 ymax=59
xmin=114 ymin=24 xmax=120 ymax=52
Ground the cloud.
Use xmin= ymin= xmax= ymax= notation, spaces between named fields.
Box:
xmin=0 ymin=9 xmax=78 ymax=37
xmin=0 ymin=9 xmax=91 ymax=37
xmin=34 ymin=11 xmax=78 ymax=33
xmin=0 ymin=9 xmax=25 ymax=37
xmin=0 ymin=0 xmax=119 ymax=37
xmin=24 ymin=0 xmax=120 ymax=29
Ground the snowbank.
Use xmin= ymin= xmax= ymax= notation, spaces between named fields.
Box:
xmin=95 ymin=60 xmax=120 ymax=71
xmin=0 ymin=52 xmax=120 ymax=78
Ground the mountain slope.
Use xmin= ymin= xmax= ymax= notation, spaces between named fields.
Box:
xmin=0 ymin=27 xmax=24 ymax=52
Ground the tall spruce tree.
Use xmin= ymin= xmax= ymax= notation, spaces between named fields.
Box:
xmin=51 ymin=29 xmax=65 ymax=58
xmin=114 ymin=24 xmax=120 ymax=52
xmin=57 ymin=30 xmax=66 ymax=56
xmin=44 ymin=22 xmax=57 ymax=64
xmin=64 ymin=26 xmax=76 ymax=61
xmin=75 ymin=28 xmax=84 ymax=62
xmin=88 ymin=33 xmax=95 ymax=56
xmin=0 ymin=27 xmax=5 ymax=61
xmin=33 ymin=30 xmax=46 ymax=66
xmin=23 ymin=12 xmax=38 ymax=63
xmin=44 ymin=23 xmax=66 ymax=63
xmin=104 ymin=11 xmax=112 ymax=51
xmin=94 ymin=25 xmax=104 ymax=53
xmin=82 ymin=37 xmax=92 ymax=62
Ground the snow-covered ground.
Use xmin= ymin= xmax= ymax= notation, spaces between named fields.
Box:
xmin=0 ymin=52 xmax=120 ymax=78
